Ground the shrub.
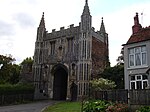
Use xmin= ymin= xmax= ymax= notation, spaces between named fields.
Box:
xmin=106 ymin=103 xmax=129 ymax=112
xmin=0 ymin=83 xmax=34 ymax=94
xmin=136 ymin=106 xmax=150 ymax=112
xmin=83 ymin=100 xmax=129 ymax=112
xmin=90 ymin=78 xmax=116 ymax=91
xmin=83 ymin=100 xmax=112 ymax=112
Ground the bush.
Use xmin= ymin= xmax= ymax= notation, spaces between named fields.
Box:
xmin=106 ymin=103 xmax=128 ymax=112
xmin=83 ymin=100 xmax=129 ymax=112
xmin=136 ymin=106 xmax=150 ymax=112
xmin=83 ymin=100 xmax=112 ymax=112
xmin=0 ymin=83 xmax=34 ymax=94
xmin=90 ymin=78 xmax=116 ymax=91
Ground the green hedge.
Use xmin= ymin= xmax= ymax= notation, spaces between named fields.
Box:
xmin=136 ymin=106 xmax=150 ymax=112
xmin=0 ymin=83 xmax=34 ymax=95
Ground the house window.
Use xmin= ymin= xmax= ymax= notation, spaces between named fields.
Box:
xmin=130 ymin=74 xmax=148 ymax=89
xmin=129 ymin=46 xmax=147 ymax=67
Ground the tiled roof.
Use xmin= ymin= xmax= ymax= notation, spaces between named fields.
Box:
xmin=126 ymin=27 xmax=150 ymax=45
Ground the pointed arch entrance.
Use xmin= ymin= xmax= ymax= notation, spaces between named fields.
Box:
xmin=52 ymin=64 xmax=68 ymax=100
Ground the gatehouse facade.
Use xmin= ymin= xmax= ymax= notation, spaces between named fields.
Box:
xmin=33 ymin=0 xmax=109 ymax=100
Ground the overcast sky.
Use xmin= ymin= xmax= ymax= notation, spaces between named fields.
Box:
xmin=0 ymin=0 xmax=150 ymax=66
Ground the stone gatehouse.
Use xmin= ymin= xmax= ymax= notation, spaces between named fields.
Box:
xmin=33 ymin=0 xmax=109 ymax=100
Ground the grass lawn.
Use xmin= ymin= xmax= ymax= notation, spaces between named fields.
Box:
xmin=43 ymin=101 xmax=81 ymax=112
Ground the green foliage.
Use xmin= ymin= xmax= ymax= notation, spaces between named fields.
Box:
xmin=90 ymin=78 xmax=116 ymax=91
xmin=136 ymin=106 xmax=150 ymax=112
xmin=20 ymin=57 xmax=33 ymax=66
xmin=116 ymin=47 xmax=124 ymax=65
xmin=100 ymin=65 xmax=124 ymax=89
xmin=83 ymin=100 xmax=128 ymax=112
xmin=0 ymin=83 xmax=34 ymax=94
xmin=0 ymin=55 xmax=34 ymax=85
xmin=0 ymin=54 xmax=15 ymax=65
xmin=0 ymin=64 xmax=21 ymax=84
xmin=9 ymin=64 xmax=21 ymax=84
xmin=83 ymin=100 xmax=112 ymax=112
xmin=0 ymin=54 xmax=21 ymax=84
xmin=20 ymin=57 xmax=33 ymax=73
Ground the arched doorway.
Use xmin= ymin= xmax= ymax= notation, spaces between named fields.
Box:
xmin=52 ymin=64 xmax=68 ymax=100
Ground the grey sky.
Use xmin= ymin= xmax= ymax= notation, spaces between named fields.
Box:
xmin=13 ymin=13 xmax=36 ymax=28
xmin=0 ymin=0 xmax=150 ymax=66
xmin=0 ymin=20 xmax=15 ymax=36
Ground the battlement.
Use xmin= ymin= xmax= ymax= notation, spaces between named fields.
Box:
xmin=50 ymin=24 xmax=79 ymax=33
xmin=143 ymin=26 xmax=150 ymax=30
xmin=46 ymin=24 xmax=80 ymax=39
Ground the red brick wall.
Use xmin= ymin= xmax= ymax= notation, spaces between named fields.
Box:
xmin=92 ymin=37 xmax=109 ymax=78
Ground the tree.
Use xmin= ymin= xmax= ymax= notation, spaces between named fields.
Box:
xmin=116 ymin=47 xmax=124 ymax=65
xmin=20 ymin=57 xmax=33 ymax=66
xmin=8 ymin=64 xmax=21 ymax=84
xmin=20 ymin=57 xmax=33 ymax=72
xmin=90 ymin=78 xmax=116 ymax=91
xmin=0 ymin=54 xmax=20 ymax=84
xmin=100 ymin=65 xmax=124 ymax=89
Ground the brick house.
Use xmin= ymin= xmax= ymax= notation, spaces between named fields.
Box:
xmin=123 ymin=13 xmax=150 ymax=90
xmin=33 ymin=0 xmax=109 ymax=100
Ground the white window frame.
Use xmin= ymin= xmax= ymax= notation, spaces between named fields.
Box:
xmin=130 ymin=74 xmax=148 ymax=89
xmin=129 ymin=46 xmax=147 ymax=67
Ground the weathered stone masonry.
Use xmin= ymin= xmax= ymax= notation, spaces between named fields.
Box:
xmin=33 ymin=0 xmax=109 ymax=100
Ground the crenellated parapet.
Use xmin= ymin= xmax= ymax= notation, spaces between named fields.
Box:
xmin=45 ymin=25 xmax=80 ymax=40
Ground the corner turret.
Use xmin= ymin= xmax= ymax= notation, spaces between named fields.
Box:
xmin=82 ymin=0 xmax=90 ymax=15
xmin=39 ymin=12 xmax=45 ymax=28
xmin=99 ymin=17 xmax=109 ymax=66
xmin=36 ymin=12 xmax=46 ymax=41
xmin=100 ymin=17 xmax=106 ymax=33
xmin=99 ymin=17 xmax=108 ymax=42
xmin=81 ymin=0 xmax=92 ymax=32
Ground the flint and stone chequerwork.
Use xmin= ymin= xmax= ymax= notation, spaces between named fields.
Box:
xmin=33 ymin=0 xmax=109 ymax=100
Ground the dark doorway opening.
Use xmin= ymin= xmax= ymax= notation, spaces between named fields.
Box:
xmin=53 ymin=65 xmax=68 ymax=100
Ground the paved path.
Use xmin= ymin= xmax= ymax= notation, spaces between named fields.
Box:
xmin=0 ymin=100 xmax=58 ymax=112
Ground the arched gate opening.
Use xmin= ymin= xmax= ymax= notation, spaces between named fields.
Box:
xmin=52 ymin=64 xmax=68 ymax=100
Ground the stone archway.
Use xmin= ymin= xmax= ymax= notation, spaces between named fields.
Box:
xmin=52 ymin=64 xmax=68 ymax=100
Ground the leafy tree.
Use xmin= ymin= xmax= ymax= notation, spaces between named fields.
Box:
xmin=90 ymin=78 xmax=116 ymax=91
xmin=0 ymin=54 xmax=20 ymax=84
xmin=20 ymin=57 xmax=33 ymax=73
xmin=8 ymin=64 xmax=21 ymax=84
xmin=100 ymin=65 xmax=124 ymax=89
xmin=116 ymin=47 xmax=124 ymax=65
xmin=20 ymin=57 xmax=33 ymax=66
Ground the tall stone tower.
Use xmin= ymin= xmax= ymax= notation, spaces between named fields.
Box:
xmin=33 ymin=0 xmax=109 ymax=100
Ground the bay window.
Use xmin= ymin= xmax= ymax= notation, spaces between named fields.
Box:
xmin=129 ymin=46 xmax=147 ymax=67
